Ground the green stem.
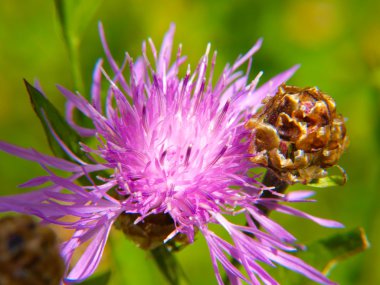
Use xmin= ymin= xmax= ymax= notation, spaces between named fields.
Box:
xmin=54 ymin=0 xmax=85 ymax=93
xmin=151 ymin=245 xmax=188 ymax=285
xmin=67 ymin=38 xmax=85 ymax=93
xmin=108 ymin=232 xmax=128 ymax=284
xmin=258 ymin=169 xmax=289 ymax=214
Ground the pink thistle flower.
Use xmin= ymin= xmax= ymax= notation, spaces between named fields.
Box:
xmin=0 ymin=23 xmax=342 ymax=284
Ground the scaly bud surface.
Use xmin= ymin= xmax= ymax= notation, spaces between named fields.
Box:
xmin=246 ymin=84 xmax=348 ymax=184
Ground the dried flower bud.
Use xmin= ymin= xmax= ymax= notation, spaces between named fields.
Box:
xmin=114 ymin=213 xmax=190 ymax=251
xmin=246 ymin=84 xmax=348 ymax=184
xmin=0 ymin=215 xmax=65 ymax=285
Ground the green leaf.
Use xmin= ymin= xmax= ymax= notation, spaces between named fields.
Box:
xmin=151 ymin=245 xmax=188 ymax=285
xmin=268 ymin=227 xmax=370 ymax=285
xmin=302 ymin=227 xmax=370 ymax=275
xmin=307 ymin=166 xmax=347 ymax=188
xmin=307 ymin=175 xmax=345 ymax=188
xmin=24 ymin=79 xmax=89 ymax=163
xmin=77 ymin=271 xmax=112 ymax=285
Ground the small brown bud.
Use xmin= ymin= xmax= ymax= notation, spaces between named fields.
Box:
xmin=246 ymin=84 xmax=348 ymax=184
xmin=114 ymin=212 xmax=191 ymax=251
xmin=0 ymin=215 xmax=65 ymax=285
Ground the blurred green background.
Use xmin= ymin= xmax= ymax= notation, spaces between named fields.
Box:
xmin=0 ymin=0 xmax=379 ymax=284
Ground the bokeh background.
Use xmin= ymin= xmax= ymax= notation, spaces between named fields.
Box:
xmin=0 ymin=0 xmax=379 ymax=284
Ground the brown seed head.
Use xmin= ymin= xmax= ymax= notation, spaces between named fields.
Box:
xmin=246 ymin=84 xmax=348 ymax=184
xmin=0 ymin=215 xmax=65 ymax=285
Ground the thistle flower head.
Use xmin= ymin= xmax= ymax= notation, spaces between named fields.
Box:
xmin=0 ymin=24 xmax=344 ymax=285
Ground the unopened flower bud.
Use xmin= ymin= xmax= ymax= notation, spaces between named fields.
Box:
xmin=246 ymin=84 xmax=348 ymax=184
xmin=0 ymin=215 xmax=65 ymax=285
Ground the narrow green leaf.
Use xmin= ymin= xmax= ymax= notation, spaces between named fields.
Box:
xmin=54 ymin=0 xmax=66 ymax=40
xmin=267 ymin=227 xmax=369 ymax=285
xmin=55 ymin=0 xmax=103 ymax=47
xmin=54 ymin=0 xmax=103 ymax=92
xmin=151 ymin=245 xmax=188 ymax=285
xmin=305 ymin=227 xmax=370 ymax=275
xmin=24 ymin=79 xmax=89 ymax=163
xmin=308 ymin=175 xmax=345 ymax=188
xmin=77 ymin=271 xmax=112 ymax=285
xmin=307 ymin=166 xmax=347 ymax=188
